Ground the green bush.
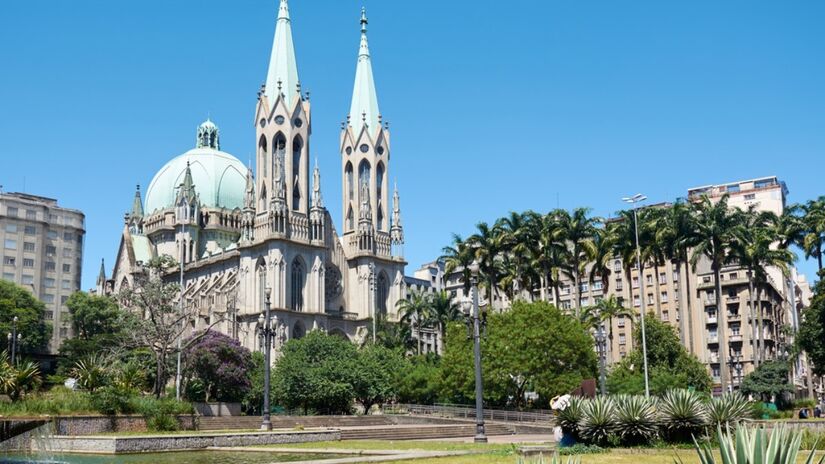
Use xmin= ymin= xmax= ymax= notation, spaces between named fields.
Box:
xmin=557 ymin=443 xmax=605 ymax=455
xmin=0 ymin=387 xmax=94 ymax=415
xmin=705 ymin=393 xmax=753 ymax=429
xmin=613 ymin=395 xmax=658 ymax=446
xmin=794 ymin=398 xmax=817 ymax=409
xmin=131 ymin=396 xmax=192 ymax=432
xmin=90 ymin=386 xmax=135 ymax=415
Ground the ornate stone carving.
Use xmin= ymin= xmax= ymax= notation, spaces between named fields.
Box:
xmin=325 ymin=264 xmax=343 ymax=302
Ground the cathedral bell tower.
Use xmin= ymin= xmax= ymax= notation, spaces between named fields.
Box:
xmin=340 ymin=8 xmax=402 ymax=258
xmin=255 ymin=0 xmax=311 ymax=228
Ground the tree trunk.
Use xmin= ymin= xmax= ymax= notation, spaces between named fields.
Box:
xmin=714 ymin=263 xmax=729 ymax=393
xmin=818 ymin=242 xmax=823 ymax=271
xmin=573 ymin=262 xmax=581 ymax=318
xmin=552 ymin=280 xmax=560 ymax=308
xmin=540 ymin=273 xmax=547 ymax=302
xmin=681 ymin=256 xmax=695 ymax=354
xmin=748 ymin=270 xmax=759 ymax=367
xmin=417 ymin=319 xmax=422 ymax=355
xmin=757 ymin=287 xmax=765 ymax=363
xmin=154 ymin=352 xmax=166 ymax=398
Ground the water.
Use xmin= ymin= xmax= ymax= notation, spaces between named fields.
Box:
xmin=0 ymin=451 xmax=349 ymax=463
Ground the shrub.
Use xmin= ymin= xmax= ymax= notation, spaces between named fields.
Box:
xmin=90 ymin=386 xmax=135 ymax=415
xmin=556 ymin=397 xmax=584 ymax=440
xmin=578 ymin=396 xmax=616 ymax=446
xmin=658 ymin=389 xmax=707 ymax=443
xmin=557 ymin=443 xmax=604 ymax=455
xmin=680 ymin=424 xmax=825 ymax=464
xmin=132 ymin=397 xmax=193 ymax=432
xmin=705 ymin=393 xmax=752 ymax=429
xmin=613 ymin=395 xmax=658 ymax=446
xmin=71 ymin=355 xmax=110 ymax=393
xmin=0 ymin=387 xmax=94 ymax=415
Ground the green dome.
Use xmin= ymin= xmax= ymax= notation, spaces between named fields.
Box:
xmin=144 ymin=147 xmax=247 ymax=215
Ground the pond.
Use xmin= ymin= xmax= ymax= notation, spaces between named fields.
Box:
xmin=0 ymin=450 xmax=349 ymax=464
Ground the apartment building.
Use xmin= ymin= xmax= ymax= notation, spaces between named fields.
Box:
xmin=0 ymin=192 xmax=86 ymax=353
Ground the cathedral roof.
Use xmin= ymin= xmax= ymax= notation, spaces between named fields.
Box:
xmin=349 ymin=8 xmax=380 ymax=135
xmin=144 ymin=121 xmax=246 ymax=214
xmin=265 ymin=0 xmax=300 ymax=110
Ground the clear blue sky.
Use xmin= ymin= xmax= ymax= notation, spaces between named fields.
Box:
xmin=2 ymin=1 xmax=824 ymax=291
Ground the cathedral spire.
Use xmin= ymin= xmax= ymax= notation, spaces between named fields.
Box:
xmin=97 ymin=259 xmax=106 ymax=286
xmin=131 ymin=184 xmax=144 ymax=218
xmin=348 ymin=7 xmax=380 ymax=135
xmin=265 ymin=0 xmax=300 ymax=110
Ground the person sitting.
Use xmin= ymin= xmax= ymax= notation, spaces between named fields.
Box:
xmin=799 ymin=408 xmax=809 ymax=419
xmin=814 ymin=406 xmax=822 ymax=419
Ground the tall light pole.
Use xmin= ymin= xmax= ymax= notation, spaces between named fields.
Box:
xmin=596 ymin=323 xmax=607 ymax=396
xmin=468 ymin=260 xmax=487 ymax=443
xmin=369 ymin=262 xmax=376 ymax=343
xmin=258 ymin=285 xmax=274 ymax=431
xmin=622 ymin=193 xmax=650 ymax=397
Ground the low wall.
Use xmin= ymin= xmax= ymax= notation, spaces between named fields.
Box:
xmin=53 ymin=415 xmax=198 ymax=435
xmin=40 ymin=429 xmax=339 ymax=454
xmin=194 ymin=402 xmax=241 ymax=417
xmin=747 ymin=419 xmax=825 ymax=431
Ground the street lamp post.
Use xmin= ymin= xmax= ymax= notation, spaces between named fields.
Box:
xmin=622 ymin=193 xmax=651 ymax=398
xmin=368 ymin=263 xmax=376 ymax=343
xmin=258 ymin=286 xmax=274 ymax=431
xmin=8 ymin=316 xmax=19 ymax=365
xmin=467 ymin=260 xmax=487 ymax=443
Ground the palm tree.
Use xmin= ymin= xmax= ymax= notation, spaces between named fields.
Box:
xmin=592 ymin=295 xmax=634 ymax=360
xmin=640 ymin=207 xmax=669 ymax=319
xmin=657 ymin=200 xmax=700 ymax=353
xmin=556 ymin=208 xmax=599 ymax=317
xmin=497 ymin=211 xmax=538 ymax=300
xmin=612 ymin=209 xmax=644 ymax=326
xmin=800 ymin=197 xmax=825 ymax=271
xmin=734 ymin=210 xmax=794 ymax=366
xmin=441 ymin=233 xmax=473 ymax=295
xmin=588 ymin=225 xmax=617 ymax=297
xmin=524 ymin=211 xmax=569 ymax=307
xmin=429 ymin=290 xmax=462 ymax=352
xmin=690 ymin=195 xmax=743 ymax=391
xmin=467 ymin=222 xmax=505 ymax=311
xmin=396 ymin=290 xmax=432 ymax=355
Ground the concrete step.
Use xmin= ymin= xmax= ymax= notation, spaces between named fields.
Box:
xmin=197 ymin=416 xmax=394 ymax=431
xmin=340 ymin=424 xmax=514 ymax=441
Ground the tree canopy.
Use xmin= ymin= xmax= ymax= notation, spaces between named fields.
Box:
xmin=607 ymin=315 xmax=712 ymax=395
xmin=739 ymin=360 xmax=793 ymax=403
xmin=798 ymin=270 xmax=825 ymax=376
xmin=182 ymin=330 xmax=252 ymax=403
xmin=440 ymin=301 xmax=596 ymax=408
xmin=0 ymin=280 xmax=51 ymax=354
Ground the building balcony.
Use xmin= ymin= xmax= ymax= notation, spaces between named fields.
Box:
xmin=727 ymin=313 xmax=741 ymax=321
xmin=730 ymin=334 xmax=743 ymax=343
xmin=708 ymin=336 xmax=719 ymax=344
xmin=707 ymin=315 xmax=718 ymax=324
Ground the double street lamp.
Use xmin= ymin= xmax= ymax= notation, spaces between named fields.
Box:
xmin=462 ymin=260 xmax=487 ymax=444
xmin=7 ymin=316 xmax=20 ymax=365
xmin=258 ymin=286 xmax=275 ymax=431
xmin=622 ymin=193 xmax=651 ymax=398
xmin=595 ymin=324 xmax=607 ymax=396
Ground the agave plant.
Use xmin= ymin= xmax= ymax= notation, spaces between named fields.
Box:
xmin=705 ymin=393 xmax=752 ymax=430
xmin=71 ymin=355 xmax=110 ymax=393
xmin=11 ymin=361 xmax=42 ymax=400
xmin=659 ymin=389 xmax=707 ymax=443
xmin=556 ymin=396 xmax=584 ymax=439
xmin=578 ymin=396 xmax=616 ymax=446
xmin=678 ymin=424 xmax=825 ymax=464
xmin=613 ymin=394 xmax=658 ymax=446
xmin=517 ymin=454 xmax=581 ymax=464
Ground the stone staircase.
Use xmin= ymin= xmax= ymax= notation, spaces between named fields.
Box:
xmin=198 ymin=415 xmax=394 ymax=431
xmin=340 ymin=423 xmax=514 ymax=441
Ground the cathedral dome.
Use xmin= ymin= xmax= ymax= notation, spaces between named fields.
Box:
xmin=144 ymin=120 xmax=247 ymax=215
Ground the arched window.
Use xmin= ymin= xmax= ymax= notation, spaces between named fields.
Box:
xmin=259 ymin=186 xmax=267 ymax=211
xmin=292 ymin=136 xmax=303 ymax=210
xmin=256 ymin=257 xmax=266 ymax=313
xmin=376 ymin=162 xmax=385 ymax=203
xmin=273 ymin=132 xmax=286 ymax=152
xmin=346 ymin=206 xmax=354 ymax=230
xmin=290 ymin=257 xmax=305 ymax=311
xmin=292 ymin=321 xmax=305 ymax=339
xmin=377 ymin=272 xmax=389 ymax=315
xmin=377 ymin=208 xmax=384 ymax=230
xmin=358 ymin=160 xmax=371 ymax=189
xmin=258 ymin=135 xmax=268 ymax=178
xmin=345 ymin=162 xmax=354 ymax=200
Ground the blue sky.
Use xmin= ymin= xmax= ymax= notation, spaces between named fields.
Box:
xmin=2 ymin=1 xmax=824 ymax=290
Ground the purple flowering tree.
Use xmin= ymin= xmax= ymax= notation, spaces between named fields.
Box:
xmin=182 ymin=330 xmax=252 ymax=403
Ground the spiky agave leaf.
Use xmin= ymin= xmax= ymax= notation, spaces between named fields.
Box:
xmin=578 ymin=396 xmax=616 ymax=446
xmin=678 ymin=424 xmax=825 ymax=464
xmin=705 ymin=393 xmax=751 ymax=430
xmin=659 ymin=389 xmax=707 ymax=442
xmin=613 ymin=394 xmax=658 ymax=446
xmin=556 ymin=396 xmax=584 ymax=438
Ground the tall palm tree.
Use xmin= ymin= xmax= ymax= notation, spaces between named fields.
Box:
xmin=734 ymin=210 xmax=794 ymax=366
xmin=524 ymin=211 xmax=569 ymax=307
xmin=592 ymin=295 xmax=634 ymax=361
xmin=588 ymin=225 xmax=617 ymax=297
xmin=612 ymin=209 xmax=645 ymax=328
xmin=657 ymin=200 xmax=700 ymax=353
xmin=497 ymin=211 xmax=538 ymax=300
xmin=396 ymin=290 xmax=432 ymax=355
xmin=467 ymin=222 xmax=506 ymax=311
xmin=800 ymin=197 xmax=825 ymax=271
xmin=640 ymin=207 xmax=668 ymax=319
xmin=441 ymin=233 xmax=473 ymax=295
xmin=556 ymin=208 xmax=599 ymax=317
xmin=690 ymin=195 xmax=743 ymax=391
xmin=429 ymin=290 xmax=462 ymax=351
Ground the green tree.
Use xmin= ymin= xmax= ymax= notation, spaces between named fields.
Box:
xmin=395 ymin=354 xmax=441 ymax=404
xmin=352 ymin=344 xmax=403 ymax=413
xmin=272 ymin=331 xmax=357 ymax=414
xmin=58 ymin=291 xmax=125 ymax=375
xmin=556 ymin=208 xmax=599 ymax=317
xmin=739 ymin=360 xmax=793 ymax=404
xmin=440 ymin=301 xmax=596 ymax=408
xmin=798 ymin=270 xmax=825 ymax=376
xmin=428 ymin=290 xmax=462 ymax=349
xmin=607 ymin=316 xmax=712 ymax=395
xmin=396 ymin=290 xmax=431 ymax=355
xmin=466 ymin=222 xmax=506 ymax=310
xmin=0 ymin=280 xmax=51 ymax=354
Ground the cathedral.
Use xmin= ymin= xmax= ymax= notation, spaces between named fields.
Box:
xmin=103 ymin=1 xmax=407 ymax=351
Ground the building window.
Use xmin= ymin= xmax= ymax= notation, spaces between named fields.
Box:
xmin=729 ymin=272 xmax=738 ymax=280
xmin=59 ymin=327 xmax=68 ymax=338
xmin=45 ymin=262 xmax=55 ymax=271
xmin=44 ymin=310 xmax=53 ymax=320
xmin=712 ymin=367 xmax=720 ymax=377
xmin=593 ymin=281 xmax=603 ymax=291
xmin=579 ymin=282 xmax=589 ymax=292
xmin=2 ymin=272 xmax=14 ymax=281
xmin=744 ymin=194 xmax=756 ymax=200
xmin=561 ymin=300 xmax=572 ymax=310
xmin=377 ymin=272 xmax=389 ymax=315
xmin=4 ymin=239 xmax=17 ymax=250
xmin=44 ymin=278 xmax=55 ymax=288
xmin=61 ymin=295 xmax=68 ymax=304
xmin=62 ymin=264 xmax=71 ymax=273
xmin=659 ymin=272 xmax=666 ymax=284
xmin=43 ymin=294 xmax=54 ymax=304
xmin=617 ymin=316 xmax=626 ymax=328
xmin=6 ymin=207 xmax=18 ymax=217
xmin=672 ymin=270 xmax=679 ymax=281
xmin=662 ymin=310 xmax=669 ymax=321
xmin=62 ymin=248 xmax=73 ymax=258
xmin=647 ymin=293 xmax=654 ymax=305
xmin=61 ymin=280 xmax=71 ymax=290
xmin=290 ymin=258 xmax=305 ymax=311
xmin=47 ymin=230 xmax=58 ymax=240
xmin=63 ymin=232 xmax=73 ymax=241
xmin=616 ymin=278 xmax=623 ymax=291
xmin=580 ymin=298 xmax=589 ymax=306
xmin=45 ymin=245 xmax=56 ymax=255
xmin=25 ymin=210 xmax=36 ymax=220
xmin=661 ymin=291 xmax=668 ymax=302
xmin=3 ymin=256 xmax=15 ymax=266
xmin=619 ymin=334 xmax=626 ymax=345
xmin=632 ymin=276 xmax=639 ymax=288
xmin=646 ymin=274 xmax=653 ymax=285
xmin=23 ymin=258 xmax=34 ymax=268
xmin=21 ymin=275 xmax=33 ymax=285
xmin=5 ymin=224 xmax=17 ymax=233
xmin=24 ymin=225 xmax=36 ymax=235
xmin=23 ymin=242 xmax=35 ymax=252
xmin=633 ymin=295 xmax=641 ymax=307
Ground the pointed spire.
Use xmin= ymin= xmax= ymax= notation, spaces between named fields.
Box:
xmin=311 ymin=158 xmax=324 ymax=209
xmin=348 ymin=7 xmax=380 ymax=135
xmin=131 ymin=184 xmax=144 ymax=218
xmin=392 ymin=180 xmax=402 ymax=230
xmin=97 ymin=259 xmax=106 ymax=285
xmin=177 ymin=161 xmax=197 ymax=204
xmin=265 ymin=0 xmax=300 ymax=110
